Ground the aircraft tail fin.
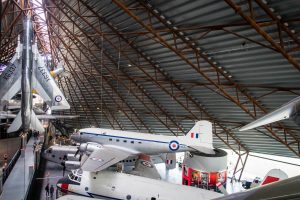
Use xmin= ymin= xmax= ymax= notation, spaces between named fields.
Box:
xmin=261 ymin=169 xmax=288 ymax=186
xmin=7 ymin=112 xmax=22 ymax=133
xmin=160 ymin=153 xmax=176 ymax=170
xmin=185 ymin=120 xmax=214 ymax=154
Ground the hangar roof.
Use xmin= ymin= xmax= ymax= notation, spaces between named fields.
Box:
xmin=1 ymin=0 xmax=300 ymax=158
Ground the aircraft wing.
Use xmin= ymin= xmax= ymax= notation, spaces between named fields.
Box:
xmin=0 ymin=112 xmax=16 ymax=119
xmin=80 ymin=146 xmax=131 ymax=172
xmin=32 ymin=44 xmax=70 ymax=111
xmin=239 ymin=97 xmax=300 ymax=131
xmin=130 ymin=156 xmax=161 ymax=180
xmin=0 ymin=113 xmax=78 ymax=119
xmin=36 ymin=114 xmax=79 ymax=119
xmin=0 ymin=52 xmax=22 ymax=102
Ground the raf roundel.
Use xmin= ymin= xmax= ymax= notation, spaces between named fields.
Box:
xmin=169 ymin=140 xmax=180 ymax=151
xmin=141 ymin=160 xmax=153 ymax=168
xmin=55 ymin=95 xmax=62 ymax=102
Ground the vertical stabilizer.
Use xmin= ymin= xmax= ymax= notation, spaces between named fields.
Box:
xmin=185 ymin=120 xmax=214 ymax=154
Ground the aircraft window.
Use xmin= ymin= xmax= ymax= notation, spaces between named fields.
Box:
xmin=52 ymin=155 xmax=55 ymax=158
xmin=126 ymin=195 xmax=132 ymax=200
xmin=131 ymin=141 xmax=134 ymax=144
xmin=123 ymin=140 xmax=127 ymax=143
xmin=133 ymin=159 xmax=136 ymax=161
xmin=116 ymin=139 xmax=120 ymax=142
xmin=85 ymin=187 xmax=89 ymax=191
xmin=69 ymin=169 xmax=83 ymax=184
xmin=47 ymin=149 xmax=52 ymax=153
xmin=138 ymin=141 xmax=142 ymax=144
xmin=126 ymin=160 xmax=128 ymax=162
xmin=93 ymin=177 xmax=96 ymax=179
xmin=109 ymin=138 xmax=112 ymax=141
xmin=80 ymin=132 xmax=83 ymax=135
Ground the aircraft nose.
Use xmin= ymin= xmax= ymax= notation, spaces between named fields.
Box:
xmin=70 ymin=134 xmax=80 ymax=142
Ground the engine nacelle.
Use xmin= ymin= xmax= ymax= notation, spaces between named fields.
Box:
xmin=78 ymin=142 xmax=102 ymax=155
xmin=64 ymin=161 xmax=80 ymax=170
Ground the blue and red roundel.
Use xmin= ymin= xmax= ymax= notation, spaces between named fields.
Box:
xmin=169 ymin=140 xmax=180 ymax=151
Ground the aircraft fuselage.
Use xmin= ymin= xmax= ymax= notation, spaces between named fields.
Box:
xmin=72 ymin=128 xmax=193 ymax=155
xmin=21 ymin=17 xmax=34 ymax=132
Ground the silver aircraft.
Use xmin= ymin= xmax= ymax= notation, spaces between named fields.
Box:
xmin=240 ymin=96 xmax=300 ymax=131
xmin=0 ymin=16 xmax=70 ymax=133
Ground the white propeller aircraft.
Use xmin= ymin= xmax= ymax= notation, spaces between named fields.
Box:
xmin=57 ymin=168 xmax=223 ymax=200
xmin=71 ymin=120 xmax=215 ymax=172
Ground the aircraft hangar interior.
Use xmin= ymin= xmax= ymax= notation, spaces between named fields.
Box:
xmin=0 ymin=0 xmax=299 ymax=199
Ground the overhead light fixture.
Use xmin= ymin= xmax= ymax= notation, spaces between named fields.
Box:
xmin=128 ymin=64 xmax=132 ymax=67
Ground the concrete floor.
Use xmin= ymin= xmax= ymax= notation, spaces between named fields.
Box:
xmin=35 ymin=160 xmax=65 ymax=200
xmin=0 ymin=136 xmax=35 ymax=200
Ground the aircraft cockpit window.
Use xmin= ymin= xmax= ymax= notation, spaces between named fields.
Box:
xmin=69 ymin=169 xmax=83 ymax=183
xmin=47 ymin=148 xmax=52 ymax=154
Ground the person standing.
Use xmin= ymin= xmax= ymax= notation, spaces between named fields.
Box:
xmin=50 ymin=184 xmax=55 ymax=199
xmin=45 ymin=183 xmax=50 ymax=198
xmin=62 ymin=162 xmax=66 ymax=176
xmin=33 ymin=142 xmax=37 ymax=153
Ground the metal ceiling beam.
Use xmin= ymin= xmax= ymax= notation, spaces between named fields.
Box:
xmin=112 ymin=0 xmax=299 ymax=157
xmin=225 ymin=0 xmax=300 ymax=72
xmin=76 ymin=0 xmax=249 ymax=152
xmin=48 ymin=0 xmax=182 ymax=135
xmin=44 ymin=6 xmax=153 ymax=133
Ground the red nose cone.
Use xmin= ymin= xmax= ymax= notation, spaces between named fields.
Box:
xmin=61 ymin=183 xmax=69 ymax=191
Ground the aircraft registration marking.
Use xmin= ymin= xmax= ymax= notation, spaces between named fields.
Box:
xmin=3 ymin=64 xmax=17 ymax=80
xmin=37 ymin=66 xmax=51 ymax=82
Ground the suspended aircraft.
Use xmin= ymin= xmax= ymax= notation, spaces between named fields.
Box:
xmin=0 ymin=16 xmax=73 ymax=133
xmin=240 ymin=96 xmax=300 ymax=131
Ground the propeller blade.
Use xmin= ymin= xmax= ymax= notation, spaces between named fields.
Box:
xmin=74 ymin=148 xmax=80 ymax=157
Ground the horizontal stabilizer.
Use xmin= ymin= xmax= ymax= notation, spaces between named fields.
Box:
xmin=7 ymin=112 xmax=22 ymax=133
xmin=0 ymin=112 xmax=16 ymax=119
xmin=30 ymin=111 xmax=45 ymax=133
